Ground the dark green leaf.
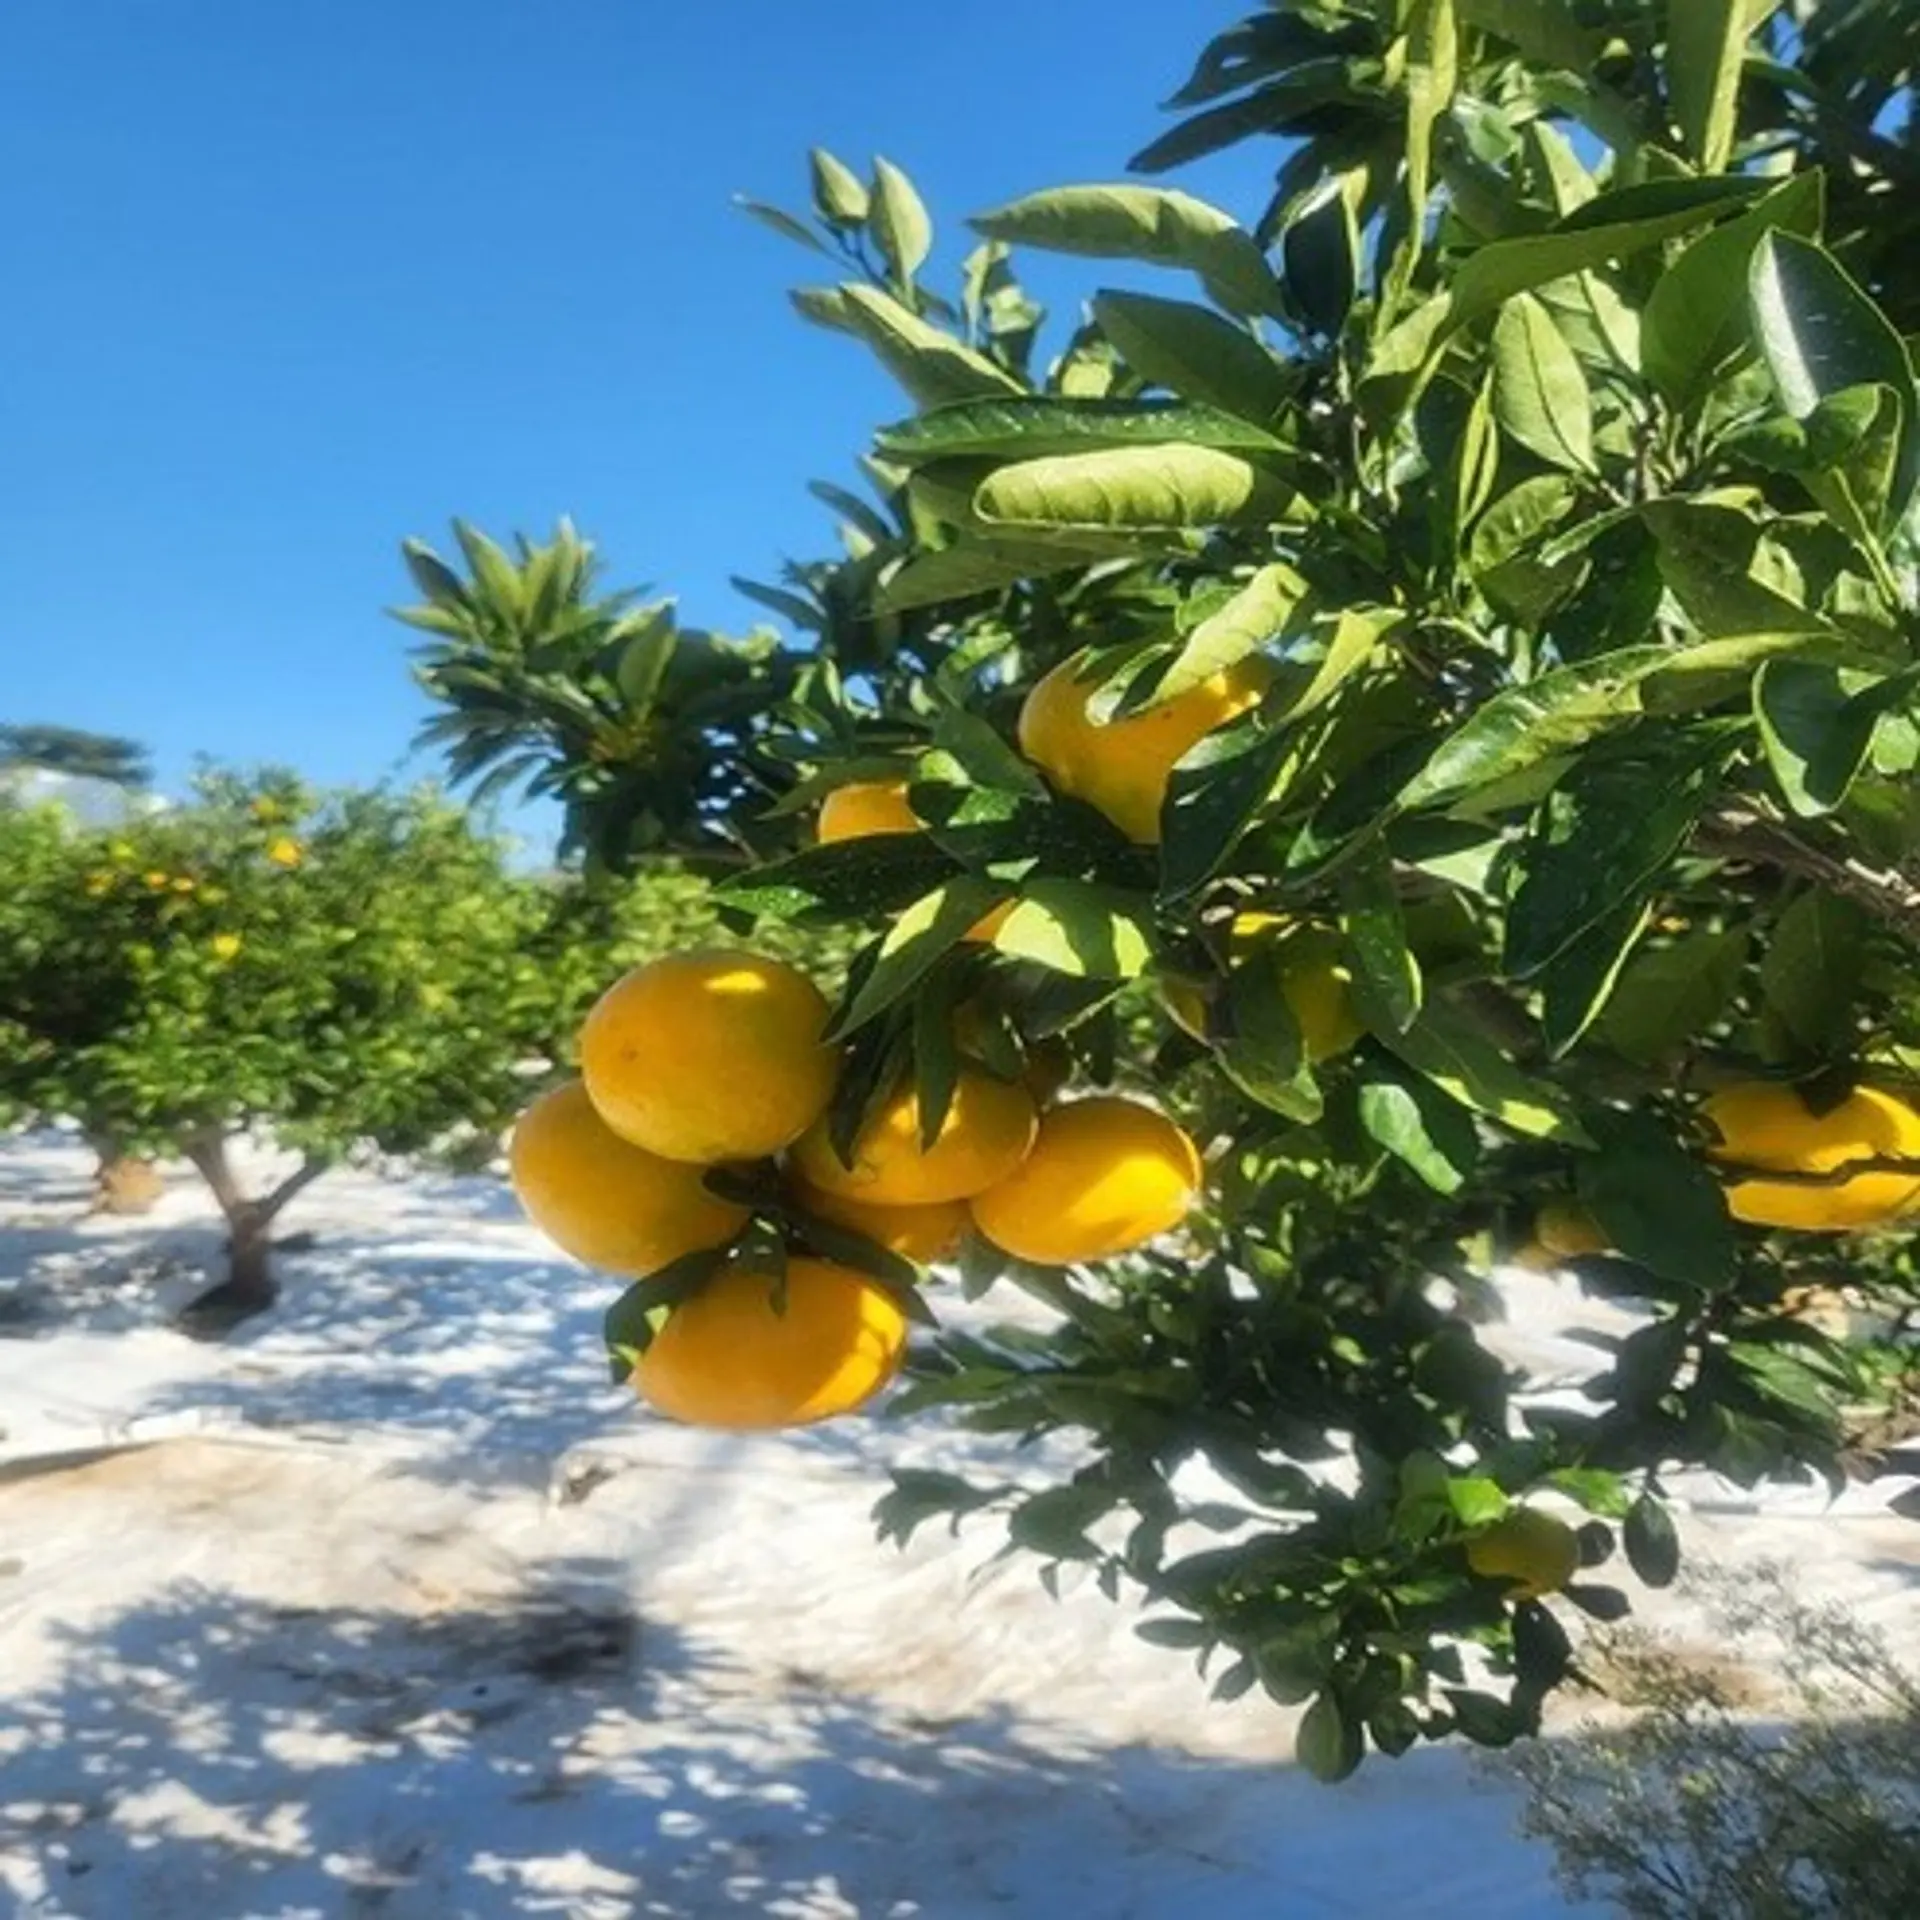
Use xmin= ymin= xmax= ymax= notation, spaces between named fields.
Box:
xmin=876 ymin=396 xmax=1288 ymax=465
xmin=1339 ymin=837 xmax=1421 ymax=1034
xmin=1642 ymin=173 xmax=1823 ymax=405
xmin=1219 ymin=938 xmax=1322 ymax=1123
xmin=1356 ymin=1061 xmax=1479 ymax=1193
xmin=1504 ymin=727 xmax=1738 ymax=977
xmin=1577 ymin=1110 xmax=1734 ymax=1287
xmin=1667 ymin=0 xmax=1747 ymax=175
xmin=1538 ymin=901 xmax=1652 ymax=1055
xmin=1511 ymin=1601 xmax=1573 ymax=1691
xmin=1283 ymin=174 xmax=1358 ymax=337
xmin=1148 ymin=563 xmax=1307 ymax=707
xmin=1758 ymin=888 xmax=1868 ymax=1052
xmin=1599 ymin=924 xmax=1749 ymax=1064
xmin=603 ymin=1247 xmax=730 ymax=1381
xmin=1296 ymin=1691 xmax=1363 ymax=1782
xmin=834 ymin=880 xmax=1006 ymax=1036
xmin=1161 ymin=717 xmax=1297 ymax=899
xmin=1384 ymin=999 xmax=1581 ymax=1141
xmin=1756 ymin=661 xmax=1920 ymax=818
xmin=1622 ymin=1493 xmax=1680 ymax=1588
xmin=717 ymin=836 xmax=961 ymax=921
xmin=1750 ymin=232 xmax=1920 ymax=528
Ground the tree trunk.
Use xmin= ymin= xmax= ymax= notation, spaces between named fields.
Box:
xmin=179 ymin=1131 xmax=280 ymax=1331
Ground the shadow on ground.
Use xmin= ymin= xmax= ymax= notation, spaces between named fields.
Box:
xmin=0 ymin=1574 xmax=1576 ymax=1920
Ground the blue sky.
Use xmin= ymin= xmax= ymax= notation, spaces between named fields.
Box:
xmin=1 ymin=1 xmax=1270 ymax=830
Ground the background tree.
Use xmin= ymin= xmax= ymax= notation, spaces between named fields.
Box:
xmin=0 ymin=773 xmax=553 ymax=1322
xmin=0 ymin=723 xmax=151 ymax=789
xmin=416 ymin=0 xmax=1920 ymax=1775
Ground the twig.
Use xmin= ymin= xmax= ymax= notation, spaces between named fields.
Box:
xmin=1694 ymin=809 xmax=1920 ymax=944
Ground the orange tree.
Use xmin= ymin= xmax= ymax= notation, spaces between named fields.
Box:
xmin=412 ymin=2 xmax=1920 ymax=1775
xmin=0 ymin=772 xmax=556 ymax=1320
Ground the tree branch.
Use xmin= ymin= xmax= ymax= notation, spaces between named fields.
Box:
xmin=182 ymin=1128 xmax=248 ymax=1220
xmin=262 ymin=1154 xmax=331 ymax=1222
xmin=1694 ymin=809 xmax=1920 ymax=943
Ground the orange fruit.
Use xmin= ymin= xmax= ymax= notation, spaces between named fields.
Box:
xmin=817 ymin=780 xmax=920 ymax=842
xmin=1702 ymin=1081 xmax=1920 ymax=1232
xmin=1162 ymin=913 xmax=1361 ymax=1060
xmin=1465 ymin=1508 xmax=1581 ymax=1599
xmin=1018 ymin=650 xmax=1271 ymax=845
xmin=509 ymin=1080 xmax=748 ymax=1275
xmin=634 ymin=1256 xmax=909 ymax=1429
xmin=817 ymin=779 xmax=1010 ymax=943
xmin=970 ymin=1096 xmax=1202 ymax=1265
xmin=791 ymin=1180 xmax=968 ymax=1265
xmin=1533 ymin=1200 xmax=1610 ymax=1260
xmin=581 ymin=951 xmax=837 ymax=1164
xmin=793 ymin=1067 xmax=1037 ymax=1206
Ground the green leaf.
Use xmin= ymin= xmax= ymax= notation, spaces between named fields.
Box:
xmin=833 ymin=880 xmax=1006 ymax=1038
xmin=1639 ymin=499 xmax=1834 ymax=644
xmin=1750 ymin=232 xmax=1920 ymax=528
xmin=871 ymin=156 xmax=932 ymax=284
xmin=875 ymin=396 xmax=1287 ymax=466
xmin=1642 ymin=169 xmax=1823 ymax=406
xmin=992 ymin=880 xmax=1154 ymax=979
xmin=1756 ymin=662 xmax=1920 ymax=818
xmin=717 ymin=836 xmax=961 ymax=921
xmin=1356 ymin=1062 xmax=1479 ymax=1193
xmin=1456 ymin=0 xmax=1596 ymax=69
xmin=1491 ymin=295 xmax=1594 ymax=473
xmin=973 ymin=445 xmax=1293 ymax=534
xmin=1398 ymin=647 xmax=1670 ymax=813
xmin=1504 ymin=727 xmax=1737 ymax=977
xmin=875 ymin=537 xmax=1136 ymax=613
xmin=1599 ymin=924 xmax=1749 ymax=1064
xmin=1622 ymin=1492 xmax=1680 ymax=1588
xmin=1161 ymin=718 xmax=1297 ymax=900
xmin=1446 ymin=177 xmax=1765 ymax=333
xmin=1667 ymin=0 xmax=1747 ymax=175
xmin=1402 ymin=0 xmax=1459 ymax=280
xmin=1296 ymin=1691 xmax=1363 ymax=1783
xmin=1538 ymin=900 xmax=1653 ymax=1056
xmin=736 ymin=197 xmax=832 ymax=256
xmin=1758 ymin=889 xmax=1868 ymax=1052
xmin=603 ymin=1248 xmax=729 ymax=1381
xmin=1148 ymin=563 xmax=1307 ymax=707
xmin=1283 ymin=174 xmax=1359 ymax=337
xmin=809 ymin=148 xmax=870 ymax=226
xmin=1578 ymin=1110 xmax=1735 ymax=1287
xmin=1383 ymin=999 xmax=1582 ymax=1141
xmin=1092 ymin=290 xmax=1292 ymax=422
xmin=1339 ymin=837 xmax=1421 ymax=1035
xmin=1511 ymin=1601 xmax=1573 ymax=1693
xmin=970 ymin=185 xmax=1284 ymax=318
xmin=837 ymin=284 xmax=1025 ymax=409
xmin=1219 ymin=938 xmax=1322 ymax=1123
xmin=614 ymin=614 xmax=678 ymax=710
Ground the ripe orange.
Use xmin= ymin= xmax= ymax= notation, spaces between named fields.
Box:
xmin=970 ymin=1096 xmax=1202 ymax=1265
xmin=790 ymin=1180 xmax=968 ymax=1265
xmin=1018 ymin=650 xmax=1271 ymax=845
xmin=1161 ymin=914 xmax=1361 ymax=1061
xmin=634 ymin=1256 xmax=909 ymax=1429
xmin=817 ymin=780 xmax=920 ymax=842
xmin=1533 ymin=1200 xmax=1610 ymax=1260
xmin=793 ymin=1067 xmax=1037 ymax=1206
xmin=580 ymin=951 xmax=838 ymax=1164
xmin=1465 ymin=1508 xmax=1580 ymax=1599
xmin=816 ymin=779 xmax=1010 ymax=942
xmin=1702 ymin=1081 xmax=1920 ymax=1231
xmin=509 ymin=1080 xmax=748 ymax=1275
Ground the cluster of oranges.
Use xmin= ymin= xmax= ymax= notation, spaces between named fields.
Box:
xmin=510 ymin=949 xmax=1204 ymax=1433
xmin=1520 ymin=1079 xmax=1920 ymax=1264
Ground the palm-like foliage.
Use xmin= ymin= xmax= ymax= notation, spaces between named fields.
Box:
xmin=0 ymin=724 xmax=151 ymax=789
xmin=396 ymin=520 xmax=799 ymax=866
